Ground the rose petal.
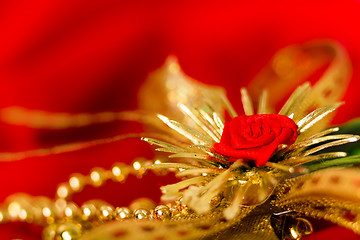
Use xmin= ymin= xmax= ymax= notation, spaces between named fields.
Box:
xmin=214 ymin=114 xmax=298 ymax=166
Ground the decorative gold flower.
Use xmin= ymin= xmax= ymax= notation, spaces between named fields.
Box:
xmin=142 ymin=79 xmax=360 ymax=222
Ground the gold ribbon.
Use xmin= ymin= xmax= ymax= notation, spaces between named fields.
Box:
xmin=249 ymin=40 xmax=352 ymax=117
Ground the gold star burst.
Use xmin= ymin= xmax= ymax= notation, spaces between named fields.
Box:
xmin=142 ymin=81 xmax=360 ymax=220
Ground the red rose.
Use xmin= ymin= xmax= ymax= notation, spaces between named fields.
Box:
xmin=214 ymin=114 xmax=298 ymax=167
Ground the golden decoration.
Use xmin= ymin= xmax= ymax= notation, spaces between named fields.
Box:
xmin=0 ymin=40 xmax=358 ymax=240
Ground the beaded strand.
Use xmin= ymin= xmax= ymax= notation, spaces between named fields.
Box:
xmin=0 ymin=158 xmax=194 ymax=240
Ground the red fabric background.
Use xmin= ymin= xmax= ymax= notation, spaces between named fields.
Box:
xmin=1 ymin=1 xmax=360 ymax=239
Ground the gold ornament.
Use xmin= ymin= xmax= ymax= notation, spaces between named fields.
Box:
xmin=0 ymin=40 xmax=359 ymax=240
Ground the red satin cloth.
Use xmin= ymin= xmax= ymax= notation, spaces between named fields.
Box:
xmin=1 ymin=1 xmax=360 ymax=239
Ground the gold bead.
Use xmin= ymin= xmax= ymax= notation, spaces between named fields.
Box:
xmin=18 ymin=209 xmax=30 ymax=221
xmin=153 ymin=205 xmax=171 ymax=221
xmin=81 ymin=202 xmax=99 ymax=221
xmin=56 ymin=223 xmax=82 ymax=240
xmin=32 ymin=197 xmax=56 ymax=225
xmin=99 ymin=205 xmax=114 ymax=222
xmin=134 ymin=209 xmax=151 ymax=220
xmin=132 ymin=158 xmax=150 ymax=177
xmin=64 ymin=202 xmax=81 ymax=220
xmin=111 ymin=163 xmax=130 ymax=182
xmin=90 ymin=168 xmax=108 ymax=187
xmin=56 ymin=183 xmax=72 ymax=200
xmin=42 ymin=207 xmax=55 ymax=224
xmin=0 ymin=208 xmax=8 ymax=223
xmin=6 ymin=195 xmax=34 ymax=222
xmin=7 ymin=201 xmax=21 ymax=220
xmin=114 ymin=207 xmax=132 ymax=220
xmin=129 ymin=198 xmax=156 ymax=211
xmin=68 ymin=174 xmax=86 ymax=192
xmin=6 ymin=194 xmax=26 ymax=219
xmin=80 ymin=200 xmax=112 ymax=222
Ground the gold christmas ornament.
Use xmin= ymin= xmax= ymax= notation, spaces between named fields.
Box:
xmin=0 ymin=40 xmax=359 ymax=240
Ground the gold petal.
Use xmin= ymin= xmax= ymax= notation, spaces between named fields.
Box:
xmin=257 ymin=89 xmax=270 ymax=114
xmin=240 ymin=88 xmax=254 ymax=116
xmin=278 ymin=82 xmax=311 ymax=117
xmin=157 ymin=114 xmax=213 ymax=145
xmin=301 ymin=136 xmax=359 ymax=156
xmin=296 ymin=102 xmax=343 ymax=133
